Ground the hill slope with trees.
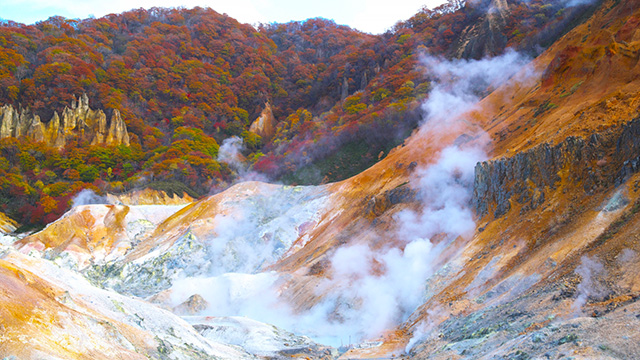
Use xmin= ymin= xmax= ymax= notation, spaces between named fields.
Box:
xmin=0 ymin=0 xmax=597 ymax=228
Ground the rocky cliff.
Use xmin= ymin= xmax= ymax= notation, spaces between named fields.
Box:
xmin=249 ymin=102 xmax=276 ymax=141
xmin=453 ymin=0 xmax=510 ymax=59
xmin=0 ymin=94 xmax=130 ymax=147
xmin=474 ymin=118 xmax=640 ymax=219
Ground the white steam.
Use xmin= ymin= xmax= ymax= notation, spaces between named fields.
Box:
xmin=216 ymin=136 xmax=269 ymax=185
xmin=397 ymin=145 xmax=486 ymax=240
xmin=297 ymin=50 xmax=531 ymax=344
xmin=300 ymin=52 xmax=536 ymax=344
xmin=317 ymin=238 xmax=443 ymax=339
xmin=217 ymin=136 xmax=246 ymax=170
xmin=310 ymin=141 xmax=487 ymax=339
xmin=170 ymin=272 xmax=282 ymax=321
xmin=167 ymin=51 xmax=534 ymax=348
xmin=421 ymin=49 xmax=532 ymax=125
xmin=71 ymin=189 xmax=108 ymax=207
xmin=314 ymin=50 xmax=532 ymax=345
xmin=571 ymin=255 xmax=606 ymax=315
xmin=296 ymin=140 xmax=487 ymax=345
xmin=405 ymin=306 xmax=444 ymax=353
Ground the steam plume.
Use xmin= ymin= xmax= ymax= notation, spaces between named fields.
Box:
xmin=571 ymin=255 xmax=606 ymax=315
xmin=217 ymin=136 xmax=246 ymax=170
xmin=168 ymin=50 xmax=534 ymax=348
xmin=71 ymin=189 xmax=108 ymax=207
xmin=216 ymin=136 xmax=268 ymax=186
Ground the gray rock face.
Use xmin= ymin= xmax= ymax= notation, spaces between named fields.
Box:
xmin=614 ymin=117 xmax=640 ymax=184
xmin=365 ymin=184 xmax=417 ymax=218
xmin=0 ymin=94 xmax=129 ymax=147
xmin=454 ymin=0 xmax=510 ymax=59
xmin=473 ymin=118 xmax=640 ymax=218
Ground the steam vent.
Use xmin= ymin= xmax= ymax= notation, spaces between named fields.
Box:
xmin=1 ymin=0 xmax=640 ymax=359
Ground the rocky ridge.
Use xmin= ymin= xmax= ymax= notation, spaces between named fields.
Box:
xmin=473 ymin=118 xmax=640 ymax=219
xmin=0 ymin=94 xmax=129 ymax=147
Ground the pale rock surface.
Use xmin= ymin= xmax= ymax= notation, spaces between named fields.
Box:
xmin=0 ymin=94 xmax=129 ymax=147
xmin=107 ymin=188 xmax=195 ymax=206
xmin=0 ymin=247 xmax=257 ymax=359
xmin=84 ymin=182 xmax=333 ymax=298
xmin=0 ymin=212 xmax=17 ymax=234
xmin=188 ymin=316 xmax=338 ymax=359
xmin=249 ymin=102 xmax=277 ymax=141
xmin=18 ymin=204 xmax=188 ymax=270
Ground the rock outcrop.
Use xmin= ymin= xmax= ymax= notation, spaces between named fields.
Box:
xmin=0 ymin=94 xmax=130 ymax=148
xmin=249 ymin=102 xmax=276 ymax=141
xmin=106 ymin=188 xmax=195 ymax=206
xmin=474 ymin=118 xmax=640 ymax=218
xmin=173 ymin=294 xmax=209 ymax=315
xmin=0 ymin=212 xmax=17 ymax=234
xmin=364 ymin=184 xmax=417 ymax=218
xmin=453 ymin=0 xmax=510 ymax=59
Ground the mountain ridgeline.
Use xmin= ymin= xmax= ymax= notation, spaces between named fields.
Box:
xmin=0 ymin=0 xmax=597 ymax=226
xmin=4 ymin=0 xmax=640 ymax=359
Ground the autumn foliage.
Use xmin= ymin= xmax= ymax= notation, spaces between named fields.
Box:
xmin=0 ymin=0 xmax=589 ymax=228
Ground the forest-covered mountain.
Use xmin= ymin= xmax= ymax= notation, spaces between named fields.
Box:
xmin=0 ymin=0 xmax=595 ymax=228
xmin=6 ymin=0 xmax=640 ymax=359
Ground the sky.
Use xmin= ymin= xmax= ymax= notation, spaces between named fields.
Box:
xmin=0 ymin=0 xmax=448 ymax=34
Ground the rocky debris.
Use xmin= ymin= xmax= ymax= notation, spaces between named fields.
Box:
xmin=173 ymin=294 xmax=209 ymax=315
xmin=0 ymin=94 xmax=129 ymax=148
xmin=474 ymin=118 xmax=640 ymax=218
xmin=408 ymin=281 xmax=640 ymax=359
xmin=249 ymin=102 xmax=277 ymax=141
xmin=191 ymin=316 xmax=338 ymax=359
xmin=85 ymin=231 xmax=206 ymax=297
